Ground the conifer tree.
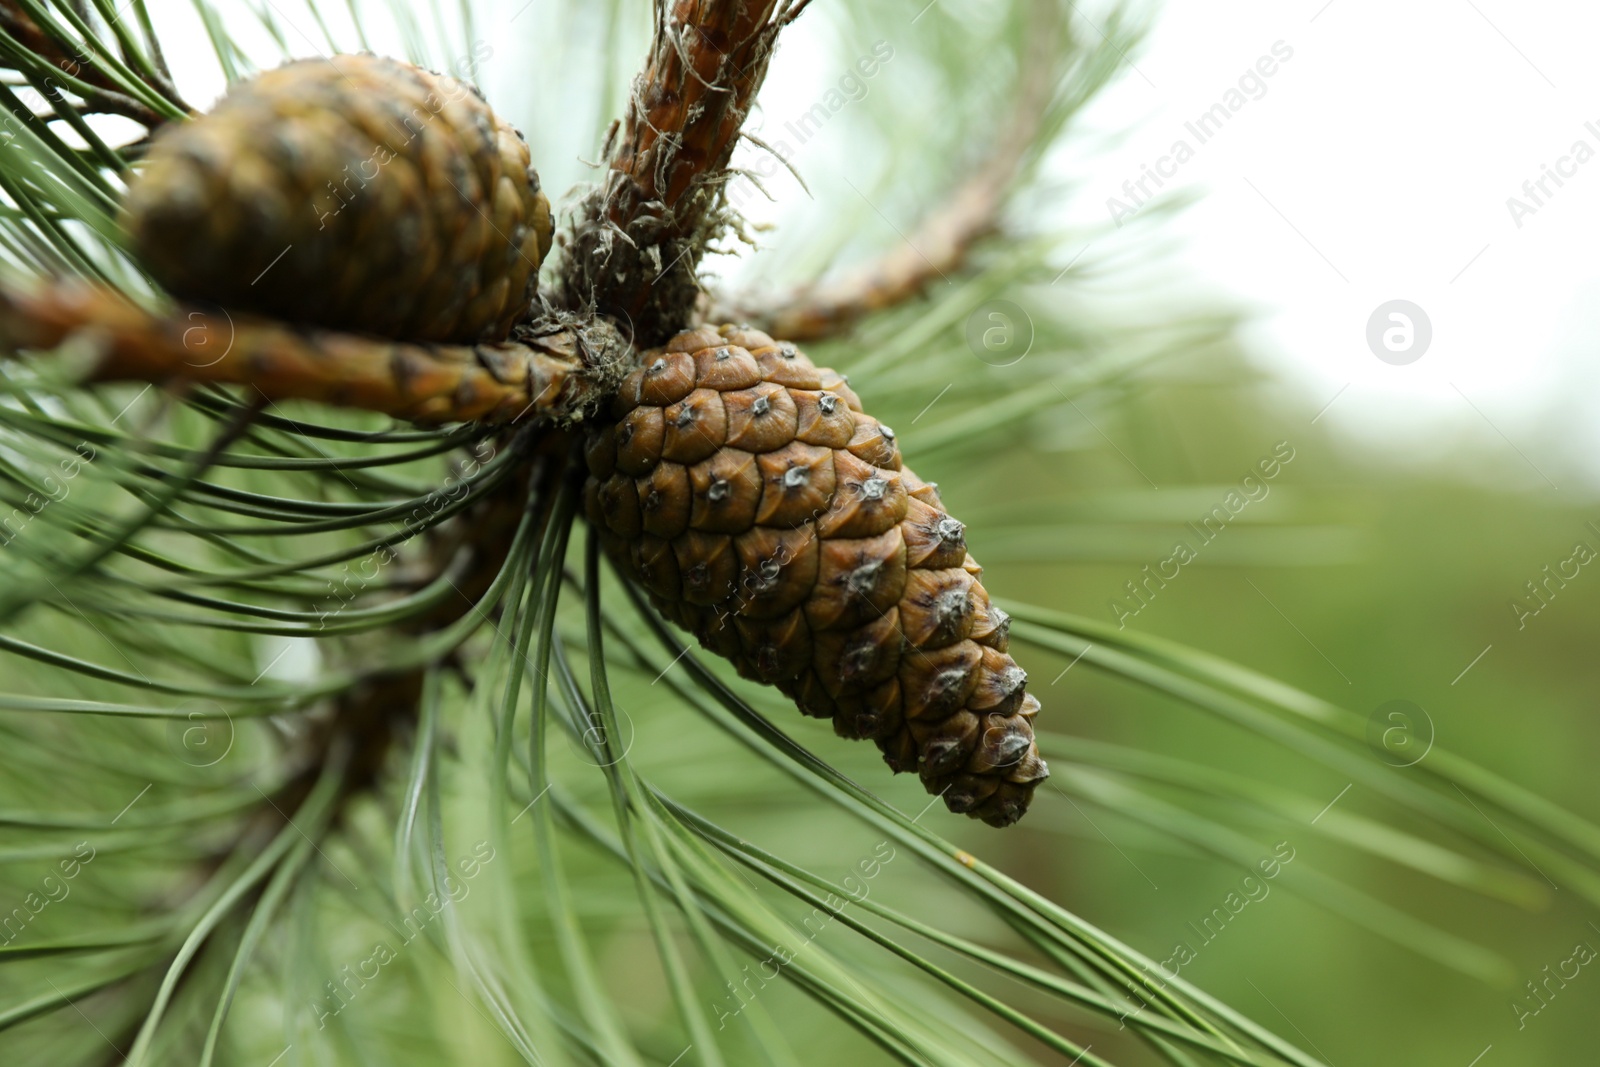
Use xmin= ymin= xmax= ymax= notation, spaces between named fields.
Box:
xmin=0 ymin=2 xmax=1592 ymax=1064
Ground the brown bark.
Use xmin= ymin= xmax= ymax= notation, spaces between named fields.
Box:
xmin=558 ymin=0 xmax=813 ymax=345
xmin=0 ymin=283 xmax=628 ymax=427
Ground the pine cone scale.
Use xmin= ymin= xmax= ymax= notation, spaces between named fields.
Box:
xmin=587 ymin=327 xmax=1049 ymax=826
xmin=123 ymin=55 xmax=552 ymax=345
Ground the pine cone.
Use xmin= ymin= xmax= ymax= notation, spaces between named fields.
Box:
xmin=584 ymin=326 xmax=1049 ymax=826
xmin=123 ymin=54 xmax=552 ymax=344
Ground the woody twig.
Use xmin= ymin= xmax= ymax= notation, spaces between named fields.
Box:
xmin=711 ymin=0 xmax=1061 ymax=342
xmin=559 ymin=0 xmax=814 ymax=346
xmin=0 ymin=283 xmax=628 ymax=426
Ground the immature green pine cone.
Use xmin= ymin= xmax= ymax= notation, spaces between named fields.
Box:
xmin=123 ymin=54 xmax=552 ymax=344
xmin=585 ymin=326 xmax=1049 ymax=826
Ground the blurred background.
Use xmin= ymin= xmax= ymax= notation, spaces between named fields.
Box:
xmin=704 ymin=2 xmax=1600 ymax=1062
xmin=732 ymin=5 xmax=1600 ymax=1057
xmin=4 ymin=1 xmax=1595 ymax=1063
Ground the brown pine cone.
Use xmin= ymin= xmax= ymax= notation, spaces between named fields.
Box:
xmin=123 ymin=54 xmax=552 ymax=344
xmin=584 ymin=325 xmax=1049 ymax=826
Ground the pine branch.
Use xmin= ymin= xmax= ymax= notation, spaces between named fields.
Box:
xmin=0 ymin=1 xmax=814 ymax=430
xmin=9 ymin=5 xmax=1565 ymax=1065
xmin=557 ymin=0 xmax=814 ymax=345
xmin=0 ymin=283 xmax=630 ymax=426
xmin=0 ymin=0 xmax=183 ymax=126
xmin=712 ymin=0 xmax=1060 ymax=341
